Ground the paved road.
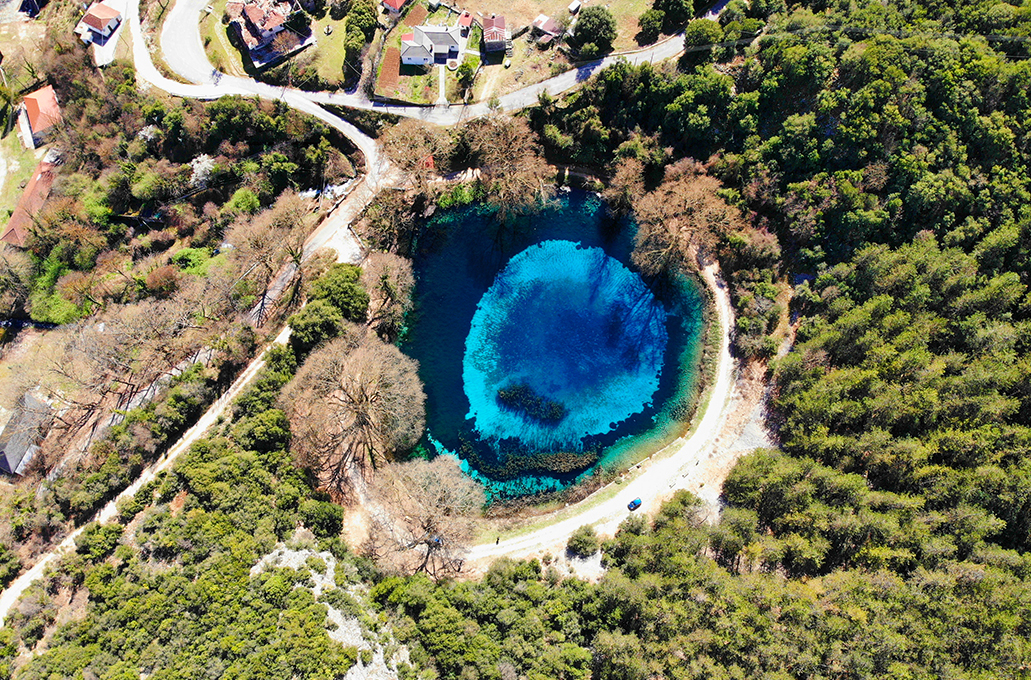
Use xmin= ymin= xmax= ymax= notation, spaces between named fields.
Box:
xmin=134 ymin=0 xmax=389 ymax=182
xmin=156 ymin=0 xmax=686 ymax=125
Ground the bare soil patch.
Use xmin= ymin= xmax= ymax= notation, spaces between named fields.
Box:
xmin=376 ymin=46 xmax=401 ymax=94
xmin=404 ymin=4 xmax=428 ymax=26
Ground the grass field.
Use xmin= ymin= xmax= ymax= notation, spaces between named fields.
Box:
xmin=472 ymin=36 xmax=571 ymax=102
xmin=308 ymin=15 xmax=356 ymax=84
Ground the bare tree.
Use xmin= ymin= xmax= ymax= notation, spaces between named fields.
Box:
xmin=632 ymin=159 xmax=746 ymax=278
xmin=463 ymin=114 xmax=554 ymax=222
xmin=366 ymin=456 xmax=484 ymax=578
xmin=226 ymin=190 xmax=314 ymax=321
xmin=0 ymin=245 xmax=33 ymax=317
xmin=360 ymin=252 xmax=414 ymax=342
xmin=602 ymin=157 xmax=645 ymax=219
xmin=281 ymin=332 xmax=427 ymax=501
xmin=381 ymin=119 xmax=453 ymax=193
xmin=359 ymin=190 xmax=418 ymax=254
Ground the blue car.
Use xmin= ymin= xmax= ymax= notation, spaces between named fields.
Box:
xmin=627 ymin=498 xmax=642 ymax=511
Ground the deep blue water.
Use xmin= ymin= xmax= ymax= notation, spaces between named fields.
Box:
xmin=402 ymin=190 xmax=705 ymax=500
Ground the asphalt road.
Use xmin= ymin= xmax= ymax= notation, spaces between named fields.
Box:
xmin=155 ymin=0 xmax=686 ymax=125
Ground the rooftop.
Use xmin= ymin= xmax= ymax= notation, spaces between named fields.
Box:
xmin=0 ymin=393 xmax=52 ymax=477
xmin=1 ymin=158 xmax=57 ymax=249
xmin=82 ymin=1 xmax=121 ymax=31
xmin=22 ymin=85 xmax=62 ymax=135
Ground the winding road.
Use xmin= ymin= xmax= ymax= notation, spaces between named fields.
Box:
xmin=0 ymin=0 xmax=736 ymax=626
xmin=155 ymin=0 xmax=687 ymax=126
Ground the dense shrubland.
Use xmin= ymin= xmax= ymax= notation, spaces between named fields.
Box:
xmin=372 ymin=492 xmax=1031 ymax=679
xmin=2 ymin=347 xmax=374 ymax=679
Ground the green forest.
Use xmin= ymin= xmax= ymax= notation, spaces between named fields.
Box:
xmin=3 ymin=0 xmax=1031 ymax=673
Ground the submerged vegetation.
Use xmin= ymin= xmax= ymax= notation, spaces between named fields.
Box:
xmin=496 ymin=383 xmax=569 ymax=425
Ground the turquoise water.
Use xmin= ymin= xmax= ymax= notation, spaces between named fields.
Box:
xmin=464 ymin=240 xmax=668 ymax=450
xmin=402 ymin=191 xmax=705 ymax=500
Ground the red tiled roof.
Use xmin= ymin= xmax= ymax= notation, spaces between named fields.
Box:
xmin=82 ymin=2 xmax=120 ymax=31
xmin=458 ymin=11 xmax=472 ymax=26
xmin=22 ymin=85 xmax=61 ymax=135
xmin=382 ymin=0 xmax=407 ymax=11
xmin=484 ymin=14 xmax=505 ymax=30
xmin=401 ymin=32 xmax=414 ymax=41
xmin=262 ymin=9 xmax=285 ymax=29
xmin=2 ymin=160 xmax=56 ymax=249
xmin=225 ymin=1 xmax=244 ymax=18
xmin=238 ymin=22 xmax=261 ymax=47
xmin=243 ymin=3 xmax=263 ymax=24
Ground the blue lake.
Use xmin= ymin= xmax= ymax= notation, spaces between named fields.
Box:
xmin=402 ymin=190 xmax=706 ymax=500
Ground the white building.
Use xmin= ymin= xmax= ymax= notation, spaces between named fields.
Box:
xmin=74 ymin=2 xmax=122 ymax=43
xmin=401 ymin=25 xmax=461 ymax=66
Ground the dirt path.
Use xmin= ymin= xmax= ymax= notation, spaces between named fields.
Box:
xmin=477 ymin=65 xmax=504 ymax=103
xmin=464 ymin=262 xmax=743 ymax=569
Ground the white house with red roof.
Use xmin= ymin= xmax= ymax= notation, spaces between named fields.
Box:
xmin=18 ymin=85 xmax=62 ymax=149
xmin=401 ymin=25 xmax=460 ymax=65
xmin=74 ymin=1 xmax=122 ymax=43
xmin=457 ymin=10 xmax=472 ymax=36
xmin=225 ymin=0 xmax=292 ymax=51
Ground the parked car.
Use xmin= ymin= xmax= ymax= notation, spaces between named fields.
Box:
xmin=627 ymin=498 xmax=642 ymax=511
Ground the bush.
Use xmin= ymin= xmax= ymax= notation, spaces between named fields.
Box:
xmin=308 ymin=264 xmax=369 ymax=322
xmin=233 ymin=409 xmax=292 ymax=453
xmin=638 ymin=8 xmax=665 ymax=43
xmin=300 ymin=499 xmax=344 ymax=538
xmin=225 ymin=187 xmax=261 ymax=214
xmin=567 ymin=525 xmax=600 ymax=557
xmin=288 ymin=299 xmax=345 ymax=356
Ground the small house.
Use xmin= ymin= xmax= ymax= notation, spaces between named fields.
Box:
xmin=532 ymin=14 xmax=561 ymax=38
xmin=74 ymin=1 xmax=122 ymax=44
xmin=225 ymin=0 xmax=294 ymax=52
xmin=18 ymin=85 xmax=62 ymax=150
xmin=243 ymin=3 xmax=287 ymax=42
xmin=458 ymin=11 xmax=472 ymax=37
xmin=0 ymin=394 xmax=53 ymax=477
xmin=482 ymin=14 xmax=507 ymax=52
